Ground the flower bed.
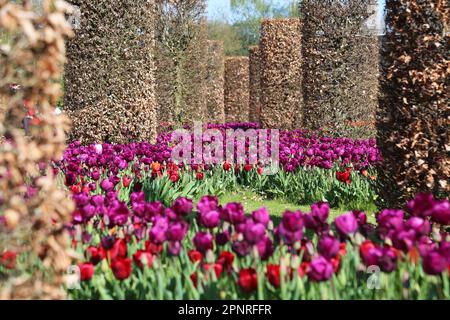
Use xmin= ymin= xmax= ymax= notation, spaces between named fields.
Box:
xmin=62 ymin=193 xmax=449 ymax=299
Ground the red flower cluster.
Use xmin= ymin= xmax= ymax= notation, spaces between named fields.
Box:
xmin=238 ymin=268 xmax=258 ymax=293
xmin=336 ymin=167 xmax=352 ymax=185
xmin=1 ymin=251 xmax=17 ymax=270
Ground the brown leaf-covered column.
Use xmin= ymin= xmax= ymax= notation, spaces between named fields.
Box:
xmin=0 ymin=0 xmax=75 ymax=299
xmin=259 ymin=18 xmax=303 ymax=130
xmin=224 ymin=56 xmax=250 ymax=123
xmin=249 ymin=45 xmax=261 ymax=125
xmin=301 ymin=0 xmax=379 ymax=138
xmin=206 ymin=40 xmax=225 ymax=124
xmin=64 ymin=0 xmax=158 ymax=144
xmin=377 ymin=0 xmax=450 ymax=207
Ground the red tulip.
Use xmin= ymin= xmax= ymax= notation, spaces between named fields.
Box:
xmin=223 ymin=162 xmax=232 ymax=171
xmin=79 ymin=262 xmax=94 ymax=281
xmin=330 ymin=257 xmax=341 ymax=273
xmin=86 ymin=246 xmax=106 ymax=265
xmin=336 ymin=171 xmax=351 ymax=186
xmin=111 ymin=258 xmax=132 ymax=280
xmin=238 ymin=268 xmax=258 ymax=293
xmin=188 ymin=250 xmax=203 ymax=263
xmin=109 ymin=238 xmax=127 ymax=260
xmin=244 ymin=164 xmax=253 ymax=172
xmin=123 ymin=176 xmax=132 ymax=187
xmin=190 ymin=272 xmax=198 ymax=288
xmin=145 ymin=241 xmax=163 ymax=255
xmin=297 ymin=262 xmax=310 ymax=278
xmin=257 ymin=167 xmax=264 ymax=175
xmin=361 ymin=169 xmax=368 ymax=177
xmin=204 ymin=263 xmax=223 ymax=279
xmin=70 ymin=184 xmax=81 ymax=194
xmin=218 ymin=251 xmax=234 ymax=269
xmin=133 ymin=250 xmax=153 ymax=269
xmin=169 ymin=173 xmax=179 ymax=183
xmin=196 ymin=172 xmax=204 ymax=181
xmin=1 ymin=251 xmax=17 ymax=270
xmin=338 ymin=242 xmax=347 ymax=257
xmin=266 ymin=264 xmax=281 ymax=288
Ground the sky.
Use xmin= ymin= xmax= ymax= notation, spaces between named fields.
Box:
xmin=207 ymin=0 xmax=386 ymax=32
xmin=207 ymin=0 xmax=231 ymax=19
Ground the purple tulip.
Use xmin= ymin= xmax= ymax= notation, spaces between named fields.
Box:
xmin=377 ymin=209 xmax=405 ymax=239
xmin=101 ymin=235 xmax=115 ymax=250
xmin=308 ymin=256 xmax=334 ymax=282
xmin=215 ymin=230 xmax=230 ymax=246
xmin=407 ymin=193 xmax=435 ymax=218
xmin=405 ymin=217 xmax=430 ymax=236
xmin=172 ymin=197 xmax=193 ymax=217
xmin=197 ymin=196 xmax=218 ymax=215
xmin=168 ymin=241 xmax=181 ymax=256
xmin=256 ymin=236 xmax=274 ymax=260
xmin=281 ymin=210 xmax=303 ymax=232
xmin=317 ymin=235 xmax=340 ymax=259
xmin=145 ymin=202 xmax=164 ymax=220
xmin=100 ymin=178 xmax=114 ymax=192
xmin=221 ymin=202 xmax=245 ymax=225
xmin=334 ymin=212 xmax=358 ymax=236
xmin=311 ymin=202 xmax=329 ymax=223
xmin=149 ymin=216 xmax=168 ymax=244
xmin=232 ymin=240 xmax=251 ymax=257
xmin=379 ymin=247 xmax=398 ymax=273
xmin=108 ymin=202 xmax=130 ymax=226
xmin=166 ymin=221 xmax=188 ymax=242
xmin=422 ymin=250 xmax=447 ymax=275
xmin=193 ymin=232 xmax=213 ymax=253
xmin=243 ymin=220 xmax=266 ymax=244
xmin=199 ymin=209 xmax=220 ymax=229
xmin=430 ymin=200 xmax=450 ymax=226
xmin=252 ymin=207 xmax=270 ymax=226
xmin=392 ymin=229 xmax=416 ymax=252
xmin=90 ymin=170 xmax=100 ymax=181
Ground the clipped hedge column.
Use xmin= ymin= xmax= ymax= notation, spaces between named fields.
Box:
xmin=64 ymin=0 xmax=157 ymax=144
xmin=249 ymin=45 xmax=261 ymax=125
xmin=377 ymin=0 xmax=450 ymax=206
xmin=206 ymin=40 xmax=225 ymax=123
xmin=259 ymin=18 xmax=303 ymax=130
xmin=301 ymin=0 xmax=379 ymax=138
xmin=224 ymin=56 xmax=250 ymax=123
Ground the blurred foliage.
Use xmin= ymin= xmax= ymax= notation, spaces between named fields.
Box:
xmin=208 ymin=0 xmax=298 ymax=56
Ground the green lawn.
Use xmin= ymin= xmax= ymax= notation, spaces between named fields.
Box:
xmin=217 ymin=188 xmax=376 ymax=224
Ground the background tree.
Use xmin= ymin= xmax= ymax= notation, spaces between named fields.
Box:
xmin=229 ymin=0 xmax=298 ymax=53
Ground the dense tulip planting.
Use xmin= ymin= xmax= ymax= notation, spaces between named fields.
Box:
xmin=1 ymin=123 xmax=447 ymax=300
xmin=63 ymin=192 xmax=449 ymax=299
xmin=57 ymin=124 xmax=380 ymax=209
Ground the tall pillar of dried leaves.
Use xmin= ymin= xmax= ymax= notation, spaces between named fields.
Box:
xmin=206 ymin=40 xmax=225 ymax=124
xmin=259 ymin=19 xmax=303 ymax=130
xmin=155 ymin=0 xmax=208 ymax=128
xmin=224 ymin=56 xmax=250 ymax=123
xmin=377 ymin=0 xmax=449 ymax=207
xmin=248 ymin=45 xmax=261 ymax=125
xmin=64 ymin=0 xmax=157 ymax=144
xmin=301 ymin=0 xmax=380 ymax=138
xmin=0 ymin=0 xmax=75 ymax=299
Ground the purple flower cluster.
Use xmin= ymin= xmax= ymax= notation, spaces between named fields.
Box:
xmin=58 ymin=124 xmax=382 ymax=182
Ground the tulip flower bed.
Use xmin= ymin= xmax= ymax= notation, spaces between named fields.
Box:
xmin=62 ymin=193 xmax=449 ymax=300
xmin=58 ymin=124 xmax=380 ymax=211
